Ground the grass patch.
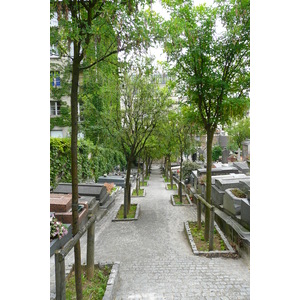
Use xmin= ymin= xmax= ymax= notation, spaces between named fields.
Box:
xmin=132 ymin=188 xmax=144 ymax=196
xmin=145 ymin=175 xmax=150 ymax=180
xmin=163 ymin=176 xmax=170 ymax=183
xmin=140 ymin=181 xmax=148 ymax=186
xmin=116 ymin=204 xmax=137 ymax=219
xmin=167 ymin=183 xmax=177 ymax=190
xmin=188 ymin=221 xmax=227 ymax=252
xmin=65 ymin=265 xmax=111 ymax=300
xmin=173 ymin=194 xmax=190 ymax=205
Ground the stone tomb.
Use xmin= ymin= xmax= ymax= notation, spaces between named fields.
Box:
xmin=53 ymin=183 xmax=110 ymax=207
xmin=50 ymin=193 xmax=88 ymax=225
xmin=98 ymin=176 xmax=126 ymax=188
xmin=223 ymin=188 xmax=248 ymax=216
xmin=211 ymin=174 xmax=248 ymax=206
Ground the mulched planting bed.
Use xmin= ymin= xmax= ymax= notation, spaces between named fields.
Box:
xmin=66 ymin=265 xmax=111 ymax=300
xmin=188 ymin=221 xmax=227 ymax=252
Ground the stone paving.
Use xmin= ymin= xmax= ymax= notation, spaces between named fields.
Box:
xmin=50 ymin=165 xmax=250 ymax=299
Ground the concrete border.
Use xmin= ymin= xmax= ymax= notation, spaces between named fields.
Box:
xmin=57 ymin=262 xmax=120 ymax=300
xmin=184 ymin=221 xmax=237 ymax=258
xmin=101 ymin=261 xmax=120 ymax=300
xmin=112 ymin=204 xmax=140 ymax=222
xmin=170 ymin=194 xmax=193 ymax=206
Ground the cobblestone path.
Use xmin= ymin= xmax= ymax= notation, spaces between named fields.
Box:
xmin=50 ymin=165 xmax=250 ymax=299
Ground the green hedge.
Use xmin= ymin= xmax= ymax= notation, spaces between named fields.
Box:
xmin=50 ymin=138 xmax=126 ymax=188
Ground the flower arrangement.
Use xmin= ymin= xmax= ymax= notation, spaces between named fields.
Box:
xmin=103 ymin=182 xmax=115 ymax=195
xmin=50 ymin=213 xmax=68 ymax=241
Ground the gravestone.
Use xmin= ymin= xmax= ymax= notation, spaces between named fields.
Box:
xmin=222 ymin=148 xmax=230 ymax=163
xmin=219 ymin=135 xmax=228 ymax=148
xmin=241 ymin=139 xmax=250 ymax=161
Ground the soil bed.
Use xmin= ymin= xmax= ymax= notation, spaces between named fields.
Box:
xmin=65 ymin=265 xmax=112 ymax=300
xmin=188 ymin=221 xmax=226 ymax=252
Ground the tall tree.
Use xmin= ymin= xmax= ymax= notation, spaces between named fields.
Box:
xmin=51 ymin=1 xmax=155 ymax=297
xmin=107 ymin=60 xmax=170 ymax=217
xmin=162 ymin=0 xmax=250 ymax=240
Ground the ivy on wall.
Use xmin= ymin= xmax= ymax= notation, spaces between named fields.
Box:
xmin=50 ymin=137 xmax=126 ymax=188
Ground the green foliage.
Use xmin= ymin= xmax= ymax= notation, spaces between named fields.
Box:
xmin=212 ymin=145 xmax=223 ymax=161
xmin=226 ymin=117 xmax=250 ymax=150
xmin=182 ymin=161 xmax=202 ymax=180
xmin=50 ymin=138 xmax=126 ymax=187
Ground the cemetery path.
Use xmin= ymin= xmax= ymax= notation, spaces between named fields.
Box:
xmin=50 ymin=164 xmax=250 ymax=300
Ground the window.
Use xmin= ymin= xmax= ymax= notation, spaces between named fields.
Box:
xmin=51 ymin=130 xmax=63 ymax=138
xmin=50 ymin=71 xmax=61 ymax=87
xmin=50 ymin=44 xmax=59 ymax=57
xmin=50 ymin=101 xmax=61 ymax=116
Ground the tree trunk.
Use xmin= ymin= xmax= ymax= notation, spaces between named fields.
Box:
xmin=204 ymin=129 xmax=214 ymax=241
xmin=165 ymin=156 xmax=169 ymax=181
xmin=169 ymin=155 xmax=173 ymax=189
xmin=125 ymin=159 xmax=132 ymax=217
xmin=145 ymin=155 xmax=149 ymax=178
xmin=179 ymin=151 xmax=183 ymax=203
xmin=70 ymin=53 xmax=82 ymax=298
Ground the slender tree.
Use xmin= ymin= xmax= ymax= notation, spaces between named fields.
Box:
xmin=162 ymin=0 xmax=250 ymax=240
xmin=107 ymin=60 xmax=170 ymax=217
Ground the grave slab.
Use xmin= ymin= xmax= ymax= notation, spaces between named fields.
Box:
xmin=233 ymin=161 xmax=250 ymax=174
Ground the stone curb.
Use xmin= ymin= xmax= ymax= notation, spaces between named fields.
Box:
xmin=112 ymin=204 xmax=140 ymax=222
xmin=101 ymin=261 xmax=120 ymax=300
xmin=184 ymin=221 xmax=238 ymax=258
xmin=170 ymin=194 xmax=193 ymax=206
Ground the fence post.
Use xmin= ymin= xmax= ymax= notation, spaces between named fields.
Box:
xmin=197 ymin=196 xmax=202 ymax=229
xmin=55 ymin=251 xmax=66 ymax=300
xmin=86 ymin=215 xmax=95 ymax=280
xmin=209 ymin=206 xmax=215 ymax=251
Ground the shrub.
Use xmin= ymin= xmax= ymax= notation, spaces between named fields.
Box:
xmin=212 ymin=145 xmax=222 ymax=161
